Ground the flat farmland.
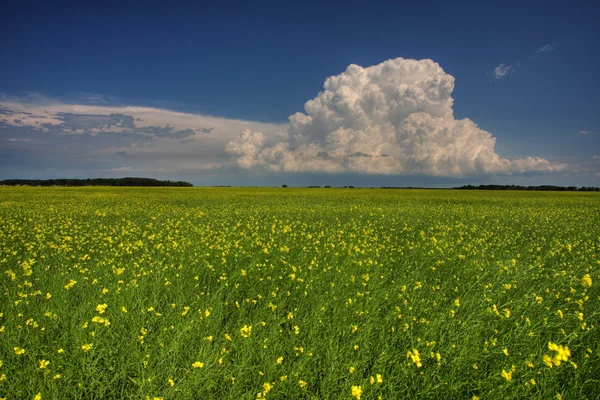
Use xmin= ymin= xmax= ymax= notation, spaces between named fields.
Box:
xmin=0 ymin=187 xmax=598 ymax=399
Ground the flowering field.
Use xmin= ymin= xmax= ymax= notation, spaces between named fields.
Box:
xmin=0 ymin=187 xmax=598 ymax=399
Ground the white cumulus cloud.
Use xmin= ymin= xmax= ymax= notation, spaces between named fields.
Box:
xmin=226 ymin=57 xmax=565 ymax=177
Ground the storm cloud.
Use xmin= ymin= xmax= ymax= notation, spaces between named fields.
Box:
xmin=226 ymin=57 xmax=566 ymax=177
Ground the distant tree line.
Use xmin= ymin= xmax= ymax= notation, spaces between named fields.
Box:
xmin=455 ymin=185 xmax=599 ymax=192
xmin=0 ymin=177 xmax=193 ymax=187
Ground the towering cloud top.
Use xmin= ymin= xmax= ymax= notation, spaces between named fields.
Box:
xmin=227 ymin=57 xmax=564 ymax=176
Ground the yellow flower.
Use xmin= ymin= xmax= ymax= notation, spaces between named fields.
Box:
xmin=81 ymin=343 xmax=93 ymax=352
xmin=298 ymin=380 xmax=307 ymax=388
xmin=407 ymin=349 xmax=422 ymax=368
xmin=501 ymin=369 xmax=513 ymax=381
xmin=554 ymin=346 xmax=570 ymax=362
xmin=581 ymin=274 xmax=592 ymax=287
xmin=277 ymin=357 xmax=283 ymax=365
xmin=91 ymin=316 xmax=111 ymax=327
xmin=39 ymin=360 xmax=50 ymax=369
xmin=192 ymin=361 xmax=204 ymax=368
xmin=349 ymin=367 xmax=355 ymax=374
xmin=14 ymin=347 xmax=25 ymax=355
xmin=34 ymin=394 xmax=42 ymax=400
xmin=64 ymin=279 xmax=77 ymax=290
xmin=95 ymin=304 xmax=108 ymax=314
xmin=503 ymin=348 xmax=509 ymax=356
xmin=168 ymin=379 xmax=174 ymax=387
xmin=53 ymin=374 xmax=61 ymax=380
xmin=544 ymin=342 xmax=571 ymax=367
xmin=370 ymin=376 xmax=375 ymax=384
xmin=262 ymin=382 xmax=272 ymax=394
xmin=121 ymin=306 xmax=128 ymax=313
xmin=240 ymin=325 xmax=252 ymax=338
xmin=351 ymin=385 xmax=363 ymax=399
xmin=376 ymin=374 xmax=383 ymax=383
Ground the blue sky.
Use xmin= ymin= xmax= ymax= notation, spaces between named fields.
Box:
xmin=1 ymin=0 xmax=599 ymax=186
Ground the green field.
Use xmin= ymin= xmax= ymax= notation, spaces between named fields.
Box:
xmin=0 ymin=187 xmax=598 ymax=399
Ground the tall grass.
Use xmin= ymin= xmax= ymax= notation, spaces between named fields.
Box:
xmin=0 ymin=187 xmax=598 ymax=399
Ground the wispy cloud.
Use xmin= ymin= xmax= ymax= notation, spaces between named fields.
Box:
xmin=530 ymin=42 xmax=558 ymax=59
xmin=492 ymin=63 xmax=514 ymax=80
xmin=491 ymin=43 xmax=558 ymax=81
xmin=110 ymin=166 xmax=134 ymax=172
xmin=578 ymin=130 xmax=598 ymax=136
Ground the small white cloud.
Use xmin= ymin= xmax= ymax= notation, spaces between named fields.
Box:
xmin=492 ymin=63 xmax=514 ymax=80
xmin=530 ymin=43 xmax=557 ymax=59
xmin=578 ymin=130 xmax=598 ymax=135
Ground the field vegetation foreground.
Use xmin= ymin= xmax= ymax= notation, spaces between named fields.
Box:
xmin=0 ymin=187 xmax=598 ymax=399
